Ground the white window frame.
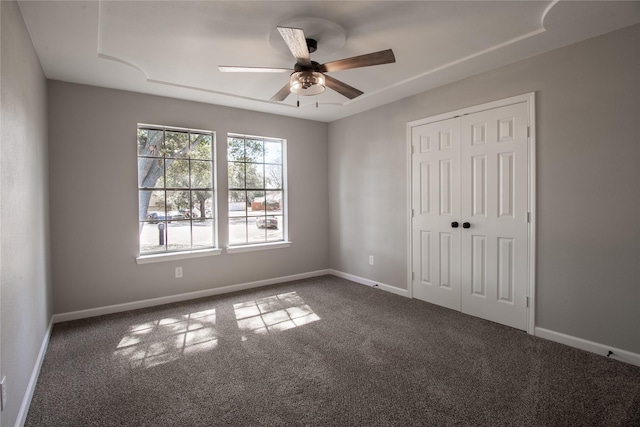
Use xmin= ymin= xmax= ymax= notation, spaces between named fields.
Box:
xmin=226 ymin=133 xmax=291 ymax=253
xmin=136 ymin=124 xmax=222 ymax=264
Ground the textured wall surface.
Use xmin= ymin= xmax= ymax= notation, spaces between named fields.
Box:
xmin=1 ymin=1 xmax=53 ymax=426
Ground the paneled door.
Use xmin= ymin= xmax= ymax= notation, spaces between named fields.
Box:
xmin=410 ymin=97 xmax=532 ymax=331
xmin=411 ymin=118 xmax=461 ymax=311
xmin=459 ymin=103 xmax=529 ymax=330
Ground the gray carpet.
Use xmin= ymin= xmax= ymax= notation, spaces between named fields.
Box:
xmin=26 ymin=275 xmax=640 ymax=426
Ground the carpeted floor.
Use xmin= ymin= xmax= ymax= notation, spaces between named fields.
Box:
xmin=26 ymin=275 xmax=640 ymax=426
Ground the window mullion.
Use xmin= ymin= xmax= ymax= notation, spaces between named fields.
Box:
xmin=162 ymin=129 xmax=168 ymax=251
xmin=188 ymin=131 xmax=193 ymax=249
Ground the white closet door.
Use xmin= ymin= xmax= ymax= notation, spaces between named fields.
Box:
xmin=411 ymin=118 xmax=461 ymax=311
xmin=459 ymin=102 xmax=529 ymax=330
xmin=410 ymin=99 xmax=531 ymax=331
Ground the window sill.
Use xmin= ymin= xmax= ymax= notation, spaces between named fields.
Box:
xmin=226 ymin=241 xmax=292 ymax=254
xmin=136 ymin=248 xmax=222 ymax=264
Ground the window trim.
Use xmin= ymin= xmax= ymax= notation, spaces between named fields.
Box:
xmin=137 ymin=124 xmax=219 ymax=257
xmin=136 ymin=248 xmax=223 ymax=264
xmin=226 ymin=241 xmax=292 ymax=254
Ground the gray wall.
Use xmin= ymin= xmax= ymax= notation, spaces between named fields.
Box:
xmin=328 ymin=24 xmax=640 ymax=354
xmin=1 ymin=1 xmax=53 ymax=426
xmin=48 ymin=82 xmax=329 ymax=314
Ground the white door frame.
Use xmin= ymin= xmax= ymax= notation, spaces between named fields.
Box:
xmin=406 ymin=92 xmax=536 ymax=334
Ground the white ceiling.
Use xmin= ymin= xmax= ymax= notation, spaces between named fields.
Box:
xmin=18 ymin=1 xmax=640 ymax=122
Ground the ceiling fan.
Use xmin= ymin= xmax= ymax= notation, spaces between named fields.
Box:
xmin=218 ymin=26 xmax=396 ymax=104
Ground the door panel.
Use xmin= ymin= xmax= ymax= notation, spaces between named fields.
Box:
xmin=439 ymin=159 xmax=452 ymax=215
xmin=439 ymin=232 xmax=452 ymax=288
xmin=471 ymin=235 xmax=486 ymax=296
xmin=471 ymin=155 xmax=486 ymax=217
xmin=411 ymin=118 xmax=460 ymax=310
xmin=460 ymin=102 xmax=529 ymax=330
xmin=498 ymin=152 xmax=515 ymax=218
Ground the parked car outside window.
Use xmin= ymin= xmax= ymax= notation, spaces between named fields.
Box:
xmin=146 ymin=211 xmax=186 ymax=223
xmin=256 ymin=216 xmax=278 ymax=229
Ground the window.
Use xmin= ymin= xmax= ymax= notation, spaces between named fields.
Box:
xmin=227 ymin=134 xmax=286 ymax=246
xmin=137 ymin=125 xmax=216 ymax=255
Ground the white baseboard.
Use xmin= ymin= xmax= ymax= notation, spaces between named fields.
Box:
xmin=15 ymin=318 xmax=53 ymax=427
xmin=52 ymin=269 xmax=331 ymax=323
xmin=329 ymin=269 xmax=410 ymax=298
xmin=535 ymin=327 xmax=640 ymax=367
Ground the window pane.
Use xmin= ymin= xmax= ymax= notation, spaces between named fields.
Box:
xmin=166 ymin=221 xmax=192 ymax=251
xmin=138 ymin=129 xmax=163 ymax=157
xmin=139 ymin=221 xmax=167 ymax=253
xmin=190 ymin=133 xmax=212 ymax=160
xmin=165 ymin=160 xmax=190 ymax=188
xmin=264 ymin=141 xmax=282 ymax=164
xmin=245 ymin=163 xmax=263 ymax=189
xmin=165 ymin=131 xmax=189 ymax=158
xmin=138 ymin=157 xmax=165 ymax=188
xmin=265 ymin=165 xmax=282 ymax=189
xmin=191 ymin=160 xmax=212 ymax=189
xmin=165 ymin=190 xmax=190 ymax=218
xmin=227 ymin=137 xmax=244 ymax=161
xmin=265 ymin=191 xmax=283 ymax=212
xmin=248 ymin=216 xmax=266 ymax=244
xmin=137 ymin=128 xmax=149 ymax=156
xmin=267 ymin=216 xmax=283 ymax=242
xmin=245 ymin=139 xmax=264 ymax=163
xmin=191 ymin=191 xmax=213 ymax=219
xmin=229 ymin=217 xmax=247 ymax=245
xmin=192 ymin=219 xmax=214 ymax=249
xmin=228 ymin=162 xmax=245 ymax=189
xmin=229 ymin=190 xmax=247 ymax=215
xmin=248 ymin=192 xmax=265 ymax=215
xmin=140 ymin=190 xmax=166 ymax=221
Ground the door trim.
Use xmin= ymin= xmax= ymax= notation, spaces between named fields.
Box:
xmin=406 ymin=92 xmax=536 ymax=334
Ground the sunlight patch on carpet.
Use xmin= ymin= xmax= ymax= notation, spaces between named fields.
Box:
xmin=234 ymin=291 xmax=320 ymax=338
xmin=111 ymin=293 xmax=319 ymax=368
xmin=113 ymin=308 xmax=218 ymax=368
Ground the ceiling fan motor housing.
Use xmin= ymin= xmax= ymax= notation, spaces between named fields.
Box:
xmin=306 ymin=38 xmax=318 ymax=53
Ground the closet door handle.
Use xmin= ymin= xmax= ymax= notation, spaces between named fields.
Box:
xmin=463 ymin=222 xmax=471 ymax=229
xmin=451 ymin=222 xmax=459 ymax=228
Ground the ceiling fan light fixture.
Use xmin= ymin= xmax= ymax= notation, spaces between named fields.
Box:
xmin=223 ymin=24 xmax=395 ymax=103
xmin=289 ymin=71 xmax=325 ymax=96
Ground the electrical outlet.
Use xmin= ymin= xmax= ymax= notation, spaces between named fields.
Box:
xmin=1 ymin=376 xmax=6 ymax=411
xmin=369 ymin=255 xmax=375 ymax=266
xmin=175 ymin=267 xmax=183 ymax=278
